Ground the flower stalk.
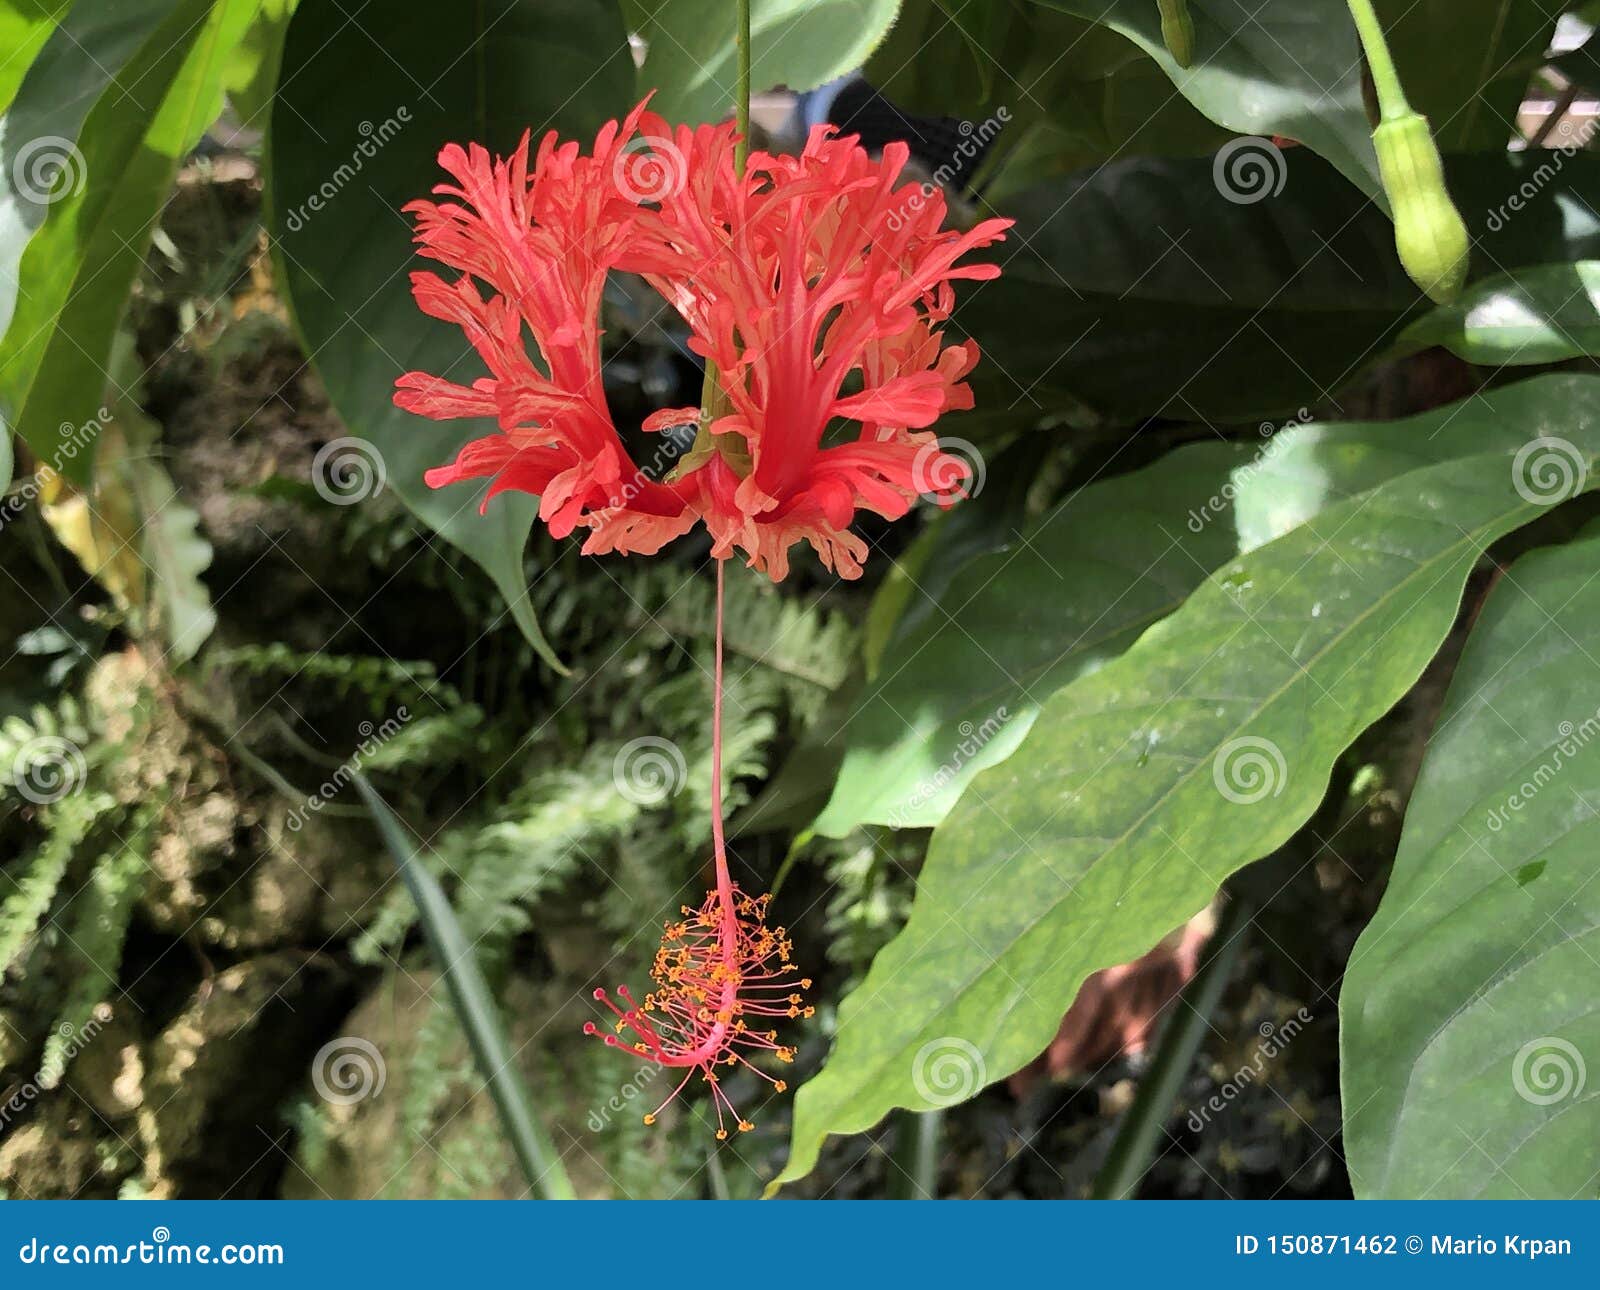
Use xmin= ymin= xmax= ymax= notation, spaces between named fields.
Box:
xmin=1346 ymin=0 xmax=1470 ymax=304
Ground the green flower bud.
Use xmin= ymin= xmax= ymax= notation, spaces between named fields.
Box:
xmin=1374 ymin=112 xmax=1470 ymax=305
xmin=1158 ymin=0 xmax=1195 ymax=67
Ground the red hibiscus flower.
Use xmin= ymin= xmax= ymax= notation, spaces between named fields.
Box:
xmin=393 ymin=100 xmax=1008 ymax=1136
xmin=394 ymin=99 xmax=1010 ymax=581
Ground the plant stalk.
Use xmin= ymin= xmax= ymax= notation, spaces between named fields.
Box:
xmin=735 ymin=0 xmax=751 ymax=177
xmin=1345 ymin=0 xmax=1411 ymax=121
xmin=1090 ymin=894 xmax=1252 ymax=1200
xmin=353 ymin=772 xmax=577 ymax=1200
xmin=888 ymin=1109 xmax=944 ymax=1199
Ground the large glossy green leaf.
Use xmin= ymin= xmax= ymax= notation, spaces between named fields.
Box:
xmin=776 ymin=374 xmax=1600 ymax=1188
xmin=1026 ymin=2 xmax=1556 ymax=193
xmin=1343 ymin=524 xmax=1600 ymax=1199
xmin=961 ymin=150 xmax=1600 ymax=425
xmin=0 ymin=0 xmax=253 ymax=481
xmin=869 ymin=0 xmax=1224 ymax=179
xmin=1031 ymin=0 xmax=1382 ymax=203
xmin=628 ymin=0 xmax=900 ymax=125
xmin=270 ymin=0 xmax=635 ymax=672
xmin=818 ymin=405 xmax=1488 ymax=835
xmin=962 ymin=151 xmax=1412 ymax=424
xmin=1400 ymin=261 xmax=1600 ymax=365
xmin=1378 ymin=0 xmax=1562 ymax=151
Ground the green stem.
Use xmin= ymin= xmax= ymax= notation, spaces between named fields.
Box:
xmin=887 ymin=1109 xmax=943 ymax=1199
xmin=694 ymin=0 xmax=753 ymax=452
xmin=353 ymin=772 xmax=577 ymax=1200
xmin=1346 ymin=0 xmax=1411 ymax=121
xmin=735 ymin=0 xmax=751 ymax=178
xmin=1090 ymin=895 xmax=1252 ymax=1200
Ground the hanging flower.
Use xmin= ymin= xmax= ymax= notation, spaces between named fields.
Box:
xmin=393 ymin=101 xmax=1009 ymax=1136
xmin=586 ymin=886 xmax=814 ymax=1138
xmin=394 ymin=100 xmax=1010 ymax=582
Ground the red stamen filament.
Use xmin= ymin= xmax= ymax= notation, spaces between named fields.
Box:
xmin=584 ymin=559 xmax=811 ymax=1137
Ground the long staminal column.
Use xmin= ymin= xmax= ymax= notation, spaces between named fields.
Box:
xmin=583 ymin=558 xmax=810 ymax=1138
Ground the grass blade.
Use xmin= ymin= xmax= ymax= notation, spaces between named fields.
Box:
xmin=353 ymin=772 xmax=576 ymax=1200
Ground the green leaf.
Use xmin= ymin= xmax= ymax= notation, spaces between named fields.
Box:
xmin=0 ymin=0 xmax=257 ymax=481
xmin=776 ymin=374 xmax=1600 ymax=1189
xmin=1030 ymin=0 xmax=1382 ymax=204
xmin=962 ymin=150 xmax=1600 ymax=424
xmin=117 ymin=403 xmax=216 ymax=662
xmin=1400 ymin=261 xmax=1600 ymax=365
xmin=270 ymin=0 xmax=635 ymax=673
xmin=963 ymin=151 xmax=1413 ymax=423
xmin=1342 ymin=522 xmax=1600 ymax=1199
xmin=628 ymin=0 xmax=901 ymax=125
xmin=818 ymin=440 xmax=1256 ymax=835
xmin=0 ymin=1 xmax=73 ymax=114
xmin=223 ymin=0 xmax=295 ymax=127
xmin=816 ymin=369 xmax=1600 ymax=835
xmin=353 ymin=772 xmax=576 ymax=1200
xmin=0 ymin=790 xmax=114 ymax=973
xmin=1377 ymin=0 xmax=1562 ymax=151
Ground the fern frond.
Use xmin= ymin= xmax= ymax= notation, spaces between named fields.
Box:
xmin=39 ymin=803 xmax=159 ymax=1085
xmin=0 ymin=791 xmax=115 ymax=975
